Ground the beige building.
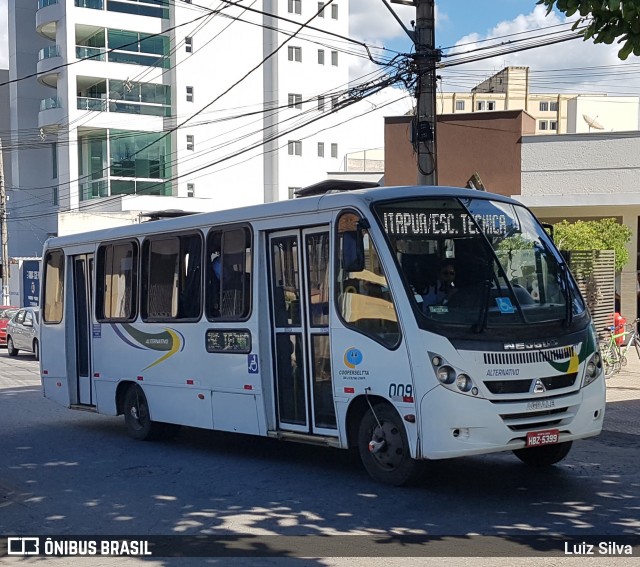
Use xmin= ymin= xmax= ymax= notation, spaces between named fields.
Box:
xmin=438 ymin=66 xmax=640 ymax=135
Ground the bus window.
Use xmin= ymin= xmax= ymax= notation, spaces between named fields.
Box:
xmin=206 ymin=227 xmax=252 ymax=320
xmin=336 ymin=212 xmax=400 ymax=348
xmin=96 ymin=241 xmax=137 ymax=321
xmin=43 ymin=250 xmax=64 ymax=323
xmin=142 ymin=232 xmax=203 ymax=321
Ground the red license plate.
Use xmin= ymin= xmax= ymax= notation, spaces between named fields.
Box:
xmin=526 ymin=428 xmax=560 ymax=447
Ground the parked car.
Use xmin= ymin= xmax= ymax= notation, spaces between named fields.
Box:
xmin=6 ymin=307 xmax=40 ymax=360
xmin=0 ymin=306 xmax=19 ymax=346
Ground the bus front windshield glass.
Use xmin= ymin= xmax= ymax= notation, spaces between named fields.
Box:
xmin=374 ymin=197 xmax=585 ymax=330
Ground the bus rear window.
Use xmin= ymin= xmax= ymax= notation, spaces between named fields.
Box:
xmin=43 ymin=250 xmax=64 ymax=323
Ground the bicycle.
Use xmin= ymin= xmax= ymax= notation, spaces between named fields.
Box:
xmin=620 ymin=318 xmax=640 ymax=361
xmin=599 ymin=325 xmax=628 ymax=378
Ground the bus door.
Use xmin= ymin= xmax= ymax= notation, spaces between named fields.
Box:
xmin=268 ymin=228 xmax=337 ymax=436
xmin=73 ymin=254 xmax=94 ymax=406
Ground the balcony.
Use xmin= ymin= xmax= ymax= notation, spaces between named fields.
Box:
xmin=37 ymin=45 xmax=62 ymax=87
xmin=77 ymin=97 xmax=108 ymax=112
xmin=76 ymin=46 xmax=107 ymax=62
xmin=75 ymin=0 xmax=104 ymax=8
xmin=39 ymin=97 xmax=65 ymax=129
xmin=36 ymin=0 xmax=61 ymax=40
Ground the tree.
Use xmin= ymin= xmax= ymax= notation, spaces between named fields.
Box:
xmin=553 ymin=218 xmax=632 ymax=271
xmin=538 ymin=0 xmax=640 ymax=59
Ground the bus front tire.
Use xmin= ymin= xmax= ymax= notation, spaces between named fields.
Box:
xmin=513 ymin=441 xmax=572 ymax=467
xmin=357 ymin=404 xmax=423 ymax=486
xmin=123 ymin=386 xmax=162 ymax=441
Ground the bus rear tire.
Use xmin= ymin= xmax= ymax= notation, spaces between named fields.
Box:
xmin=123 ymin=385 xmax=162 ymax=441
xmin=357 ymin=404 xmax=423 ymax=486
xmin=513 ymin=441 xmax=572 ymax=467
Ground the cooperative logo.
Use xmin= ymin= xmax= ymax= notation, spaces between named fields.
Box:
xmin=112 ymin=324 xmax=185 ymax=370
xmin=343 ymin=347 xmax=363 ymax=369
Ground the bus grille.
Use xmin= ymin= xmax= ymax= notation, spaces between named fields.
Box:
xmin=484 ymin=347 xmax=575 ymax=365
xmin=499 ymin=406 xmax=573 ymax=431
xmin=484 ymin=372 xmax=577 ymax=395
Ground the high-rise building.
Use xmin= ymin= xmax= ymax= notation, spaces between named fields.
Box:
xmin=7 ymin=0 xmax=352 ymax=256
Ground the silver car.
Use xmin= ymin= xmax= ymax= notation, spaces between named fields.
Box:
xmin=7 ymin=307 xmax=40 ymax=360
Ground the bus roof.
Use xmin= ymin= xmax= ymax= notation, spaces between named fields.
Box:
xmin=44 ymin=185 xmax=521 ymax=249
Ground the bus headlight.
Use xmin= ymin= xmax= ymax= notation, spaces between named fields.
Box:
xmin=583 ymin=352 xmax=601 ymax=387
xmin=436 ymin=366 xmax=456 ymax=384
xmin=456 ymin=374 xmax=473 ymax=392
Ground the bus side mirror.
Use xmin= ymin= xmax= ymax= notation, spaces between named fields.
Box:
xmin=342 ymin=230 xmax=365 ymax=272
xmin=542 ymin=223 xmax=554 ymax=241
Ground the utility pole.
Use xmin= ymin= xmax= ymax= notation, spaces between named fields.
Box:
xmin=414 ymin=0 xmax=439 ymax=185
xmin=389 ymin=0 xmax=440 ymax=185
xmin=0 ymin=138 xmax=9 ymax=305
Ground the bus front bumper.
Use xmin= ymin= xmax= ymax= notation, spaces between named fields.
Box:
xmin=418 ymin=378 xmax=605 ymax=460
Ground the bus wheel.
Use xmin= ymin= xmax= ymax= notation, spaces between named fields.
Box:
xmin=513 ymin=441 xmax=572 ymax=467
xmin=123 ymin=386 xmax=161 ymax=441
xmin=358 ymin=404 xmax=422 ymax=486
xmin=7 ymin=337 xmax=18 ymax=357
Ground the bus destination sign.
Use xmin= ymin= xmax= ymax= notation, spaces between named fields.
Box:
xmin=382 ymin=211 xmax=509 ymax=237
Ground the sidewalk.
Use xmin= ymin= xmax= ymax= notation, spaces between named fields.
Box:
xmin=602 ymin=348 xmax=640 ymax=436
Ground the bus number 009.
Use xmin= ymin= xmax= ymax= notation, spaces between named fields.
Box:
xmin=389 ymin=383 xmax=412 ymax=399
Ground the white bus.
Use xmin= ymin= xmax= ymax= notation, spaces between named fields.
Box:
xmin=39 ymin=185 xmax=605 ymax=485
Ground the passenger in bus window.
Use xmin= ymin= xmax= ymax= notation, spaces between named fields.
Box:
xmin=421 ymin=261 xmax=458 ymax=306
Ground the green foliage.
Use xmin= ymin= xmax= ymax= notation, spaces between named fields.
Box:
xmin=553 ymin=218 xmax=632 ymax=271
xmin=537 ymin=0 xmax=640 ymax=59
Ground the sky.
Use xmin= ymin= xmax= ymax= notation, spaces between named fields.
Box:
xmin=1 ymin=0 xmax=638 ymax=93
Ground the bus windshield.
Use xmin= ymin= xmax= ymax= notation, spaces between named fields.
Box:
xmin=374 ymin=196 xmax=585 ymax=330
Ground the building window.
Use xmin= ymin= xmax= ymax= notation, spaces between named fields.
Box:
xmin=185 ymin=37 xmax=193 ymax=53
xmin=187 ymin=134 xmax=194 ymax=150
xmin=487 ymin=101 xmax=495 ymax=110
xmin=331 ymin=3 xmax=338 ymax=19
xmin=317 ymin=142 xmax=324 ymax=157
xmin=288 ymin=93 xmax=302 ymax=109
xmin=550 ymin=101 xmax=559 ymax=111
xmin=288 ymin=46 xmax=302 ymax=62
xmin=550 ymin=121 xmax=558 ymax=131
xmin=477 ymin=101 xmax=485 ymax=111
xmin=288 ymin=186 xmax=301 ymax=199
xmin=288 ymin=0 xmax=301 ymax=14
xmin=317 ymin=49 xmax=325 ymax=65
xmin=187 ymin=183 xmax=195 ymax=197
xmin=288 ymin=140 xmax=302 ymax=156
xmin=317 ymin=2 xmax=324 ymax=16
xmin=53 ymin=186 xmax=58 ymax=206
xmin=331 ymin=143 xmax=338 ymax=158
xmin=455 ymin=100 xmax=465 ymax=111
xmin=331 ymin=96 xmax=339 ymax=110
xmin=331 ymin=50 xmax=338 ymax=66
xmin=318 ymin=95 xmax=325 ymax=111
xmin=539 ymin=121 xmax=548 ymax=131
xmin=51 ymin=142 xmax=58 ymax=179
xmin=186 ymin=86 xmax=194 ymax=102
xmin=539 ymin=101 xmax=549 ymax=111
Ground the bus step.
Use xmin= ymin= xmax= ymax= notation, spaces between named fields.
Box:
xmin=268 ymin=430 xmax=341 ymax=448
xmin=70 ymin=404 xmax=98 ymax=413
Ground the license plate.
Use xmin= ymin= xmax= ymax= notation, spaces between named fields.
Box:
xmin=526 ymin=428 xmax=560 ymax=447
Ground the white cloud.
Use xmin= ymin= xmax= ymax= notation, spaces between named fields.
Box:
xmin=441 ymin=6 xmax=640 ymax=96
